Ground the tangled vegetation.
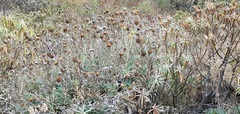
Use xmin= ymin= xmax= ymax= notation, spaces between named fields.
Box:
xmin=0 ymin=0 xmax=240 ymax=113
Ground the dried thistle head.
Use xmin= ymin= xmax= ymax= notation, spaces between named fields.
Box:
xmin=83 ymin=72 xmax=88 ymax=77
xmin=103 ymin=31 xmax=108 ymax=35
xmin=119 ymin=52 xmax=124 ymax=57
xmin=104 ymin=10 xmax=109 ymax=14
xmin=141 ymin=50 xmax=146 ymax=57
xmin=148 ymin=49 xmax=153 ymax=55
xmin=134 ymin=20 xmax=139 ymax=25
xmin=106 ymin=42 xmax=112 ymax=48
xmin=95 ymin=72 xmax=100 ymax=77
xmin=132 ymin=10 xmax=139 ymax=15
xmin=56 ymin=77 xmax=62 ymax=82
xmin=136 ymin=38 xmax=142 ymax=44
xmin=80 ymin=33 xmax=85 ymax=38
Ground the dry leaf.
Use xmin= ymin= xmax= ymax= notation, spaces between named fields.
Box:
xmin=179 ymin=72 xmax=184 ymax=83
xmin=3 ymin=46 xmax=8 ymax=54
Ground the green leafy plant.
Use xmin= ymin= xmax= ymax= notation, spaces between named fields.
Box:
xmin=205 ymin=108 xmax=226 ymax=114
xmin=157 ymin=0 xmax=171 ymax=7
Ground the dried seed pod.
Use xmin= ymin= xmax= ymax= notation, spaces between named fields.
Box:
xmin=47 ymin=53 xmax=54 ymax=58
xmin=148 ymin=49 xmax=153 ymax=54
xmin=136 ymin=38 xmax=142 ymax=44
xmin=115 ymin=11 xmax=122 ymax=15
xmin=100 ymin=35 xmax=104 ymax=39
xmin=63 ymin=27 xmax=68 ymax=32
xmin=133 ymin=10 xmax=139 ymax=15
xmin=42 ymin=53 xmax=46 ymax=57
xmin=74 ymin=25 xmax=78 ymax=29
xmin=141 ymin=50 xmax=146 ymax=56
xmin=128 ymin=86 xmax=133 ymax=90
xmin=36 ymin=34 xmax=41 ymax=37
xmin=35 ymin=37 xmax=40 ymax=41
xmin=104 ymin=10 xmax=109 ymax=14
xmin=126 ymin=27 xmax=130 ymax=31
xmin=134 ymin=72 xmax=140 ymax=77
xmin=123 ymin=47 xmax=127 ymax=51
xmin=103 ymin=31 xmax=108 ymax=35
xmin=112 ymin=21 xmax=116 ymax=25
xmin=119 ymin=53 xmax=124 ymax=57
xmin=134 ymin=20 xmax=139 ymax=25
xmin=107 ymin=22 xmax=111 ymax=26
xmin=120 ymin=18 xmax=124 ymax=23
xmin=83 ymin=72 xmax=88 ymax=77
xmin=72 ymin=57 xmax=78 ymax=63
xmin=107 ymin=17 xmax=114 ymax=21
xmin=225 ymin=17 xmax=231 ymax=24
xmin=93 ymin=34 xmax=97 ymax=38
xmin=29 ymin=97 xmax=35 ymax=102
xmin=54 ymin=61 xmax=59 ymax=66
xmin=80 ymin=33 xmax=85 ymax=38
xmin=85 ymin=18 xmax=90 ymax=22
xmin=25 ymin=35 xmax=33 ymax=41
xmin=86 ymin=28 xmax=91 ymax=32
xmin=48 ymin=28 xmax=54 ymax=32
xmin=136 ymin=33 xmax=140 ymax=37
xmin=89 ymin=72 xmax=94 ymax=77
xmin=56 ymin=77 xmax=62 ymax=82
xmin=150 ymin=29 xmax=155 ymax=33
xmin=65 ymin=19 xmax=71 ymax=23
xmin=193 ymin=6 xmax=201 ymax=14
xmin=95 ymin=72 xmax=100 ymax=77
xmin=106 ymin=42 xmax=112 ymax=48
xmin=120 ymin=23 xmax=125 ymax=28
xmin=63 ymin=42 xmax=67 ymax=47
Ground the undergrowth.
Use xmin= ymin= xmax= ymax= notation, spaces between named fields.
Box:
xmin=0 ymin=0 xmax=239 ymax=113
